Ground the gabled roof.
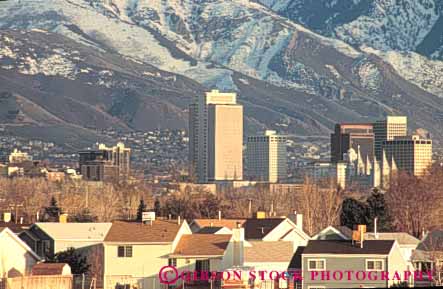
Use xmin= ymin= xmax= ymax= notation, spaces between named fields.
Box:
xmin=288 ymin=246 xmax=305 ymax=269
xmin=196 ymin=226 xmax=225 ymax=234
xmin=303 ymin=240 xmax=395 ymax=255
xmin=312 ymin=225 xmax=352 ymax=240
xmin=0 ymin=227 xmax=41 ymax=260
xmin=171 ymin=234 xmax=232 ymax=257
xmin=192 ymin=219 xmax=246 ymax=230
xmin=417 ymin=230 xmax=443 ymax=251
xmin=244 ymin=241 xmax=293 ymax=263
xmin=31 ymin=263 xmax=70 ymax=276
xmin=35 ymin=222 xmax=112 ymax=241
xmin=243 ymin=218 xmax=285 ymax=240
xmin=105 ymin=220 xmax=182 ymax=243
xmin=365 ymin=232 xmax=420 ymax=246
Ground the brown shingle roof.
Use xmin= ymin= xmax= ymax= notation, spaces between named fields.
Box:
xmin=104 ymin=220 xmax=182 ymax=243
xmin=32 ymin=263 xmax=69 ymax=276
xmin=303 ymin=240 xmax=395 ymax=255
xmin=244 ymin=241 xmax=293 ymax=263
xmin=193 ymin=219 xmax=246 ymax=230
xmin=172 ymin=234 xmax=232 ymax=257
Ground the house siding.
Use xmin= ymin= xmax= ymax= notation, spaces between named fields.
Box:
xmin=0 ymin=229 xmax=39 ymax=277
xmin=302 ymin=256 xmax=388 ymax=289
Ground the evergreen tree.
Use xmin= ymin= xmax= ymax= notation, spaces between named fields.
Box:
xmin=49 ymin=247 xmax=90 ymax=274
xmin=43 ymin=196 xmax=62 ymax=222
xmin=366 ymin=189 xmax=393 ymax=231
xmin=340 ymin=197 xmax=368 ymax=229
xmin=154 ymin=198 xmax=161 ymax=217
xmin=136 ymin=199 xmax=147 ymax=221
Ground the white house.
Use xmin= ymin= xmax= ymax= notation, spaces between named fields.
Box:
xmin=103 ymin=218 xmax=236 ymax=289
xmin=242 ymin=216 xmax=310 ymax=271
xmin=0 ymin=227 xmax=41 ymax=278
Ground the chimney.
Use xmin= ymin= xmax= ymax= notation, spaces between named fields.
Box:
xmin=255 ymin=211 xmax=266 ymax=219
xmin=3 ymin=212 xmax=11 ymax=223
xmin=218 ymin=210 xmax=222 ymax=221
xmin=232 ymin=223 xmax=244 ymax=266
xmin=296 ymin=214 xmax=303 ymax=231
xmin=178 ymin=216 xmax=181 ymax=225
xmin=374 ymin=217 xmax=378 ymax=239
xmin=36 ymin=211 xmax=39 ymax=222
xmin=59 ymin=214 xmax=68 ymax=223
xmin=20 ymin=217 xmax=23 ymax=224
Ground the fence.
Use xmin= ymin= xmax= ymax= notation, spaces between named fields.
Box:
xmin=1 ymin=275 xmax=73 ymax=289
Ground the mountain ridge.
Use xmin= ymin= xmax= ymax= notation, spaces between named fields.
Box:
xmin=0 ymin=0 xmax=442 ymax=148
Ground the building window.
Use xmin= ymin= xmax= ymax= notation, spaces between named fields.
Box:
xmin=307 ymin=259 xmax=326 ymax=271
xmin=366 ymin=259 xmax=384 ymax=271
xmin=117 ymin=246 xmax=133 ymax=258
xmin=42 ymin=240 xmax=51 ymax=255
xmin=168 ymin=258 xmax=177 ymax=267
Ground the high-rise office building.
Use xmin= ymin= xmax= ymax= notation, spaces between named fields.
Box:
xmin=189 ymin=90 xmax=243 ymax=183
xmin=247 ymin=130 xmax=287 ymax=183
xmin=382 ymin=135 xmax=432 ymax=176
xmin=373 ymin=116 xmax=407 ymax=160
xmin=79 ymin=142 xmax=131 ymax=181
xmin=331 ymin=123 xmax=374 ymax=163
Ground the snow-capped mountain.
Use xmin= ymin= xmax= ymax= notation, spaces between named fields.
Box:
xmin=1 ymin=0 xmax=443 ymax=147
xmin=257 ymin=0 xmax=443 ymax=60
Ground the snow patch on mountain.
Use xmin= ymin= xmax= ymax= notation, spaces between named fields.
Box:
xmin=352 ymin=58 xmax=382 ymax=91
xmin=363 ymin=47 xmax=443 ymax=97
xmin=334 ymin=0 xmax=439 ymax=51
xmin=185 ymin=65 xmax=238 ymax=91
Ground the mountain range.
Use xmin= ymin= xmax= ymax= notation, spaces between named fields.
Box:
xmin=0 ymin=0 xmax=442 ymax=148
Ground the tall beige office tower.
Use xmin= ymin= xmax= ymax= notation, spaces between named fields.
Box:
xmin=247 ymin=130 xmax=287 ymax=183
xmin=383 ymin=135 xmax=432 ymax=176
xmin=373 ymin=116 xmax=407 ymax=160
xmin=189 ymin=90 xmax=243 ymax=183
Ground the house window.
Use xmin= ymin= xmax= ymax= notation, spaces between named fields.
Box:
xmin=42 ymin=240 xmax=51 ymax=255
xmin=168 ymin=258 xmax=177 ymax=267
xmin=117 ymin=246 xmax=133 ymax=258
xmin=366 ymin=259 xmax=384 ymax=271
xmin=308 ymin=259 xmax=326 ymax=271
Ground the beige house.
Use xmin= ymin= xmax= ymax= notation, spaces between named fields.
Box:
xmin=243 ymin=216 xmax=310 ymax=271
xmin=103 ymin=219 xmax=236 ymax=289
xmin=0 ymin=227 xmax=41 ymax=278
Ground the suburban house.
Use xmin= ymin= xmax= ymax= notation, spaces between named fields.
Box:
xmin=290 ymin=239 xmax=411 ymax=289
xmin=243 ymin=215 xmax=310 ymax=270
xmin=412 ymin=230 xmax=443 ymax=286
xmin=0 ymin=227 xmax=41 ymax=278
xmin=102 ymin=217 xmax=238 ymax=289
xmin=313 ymin=225 xmax=419 ymax=265
xmin=364 ymin=232 xmax=420 ymax=264
xmin=191 ymin=213 xmax=310 ymax=273
xmin=19 ymin=222 xmax=112 ymax=258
